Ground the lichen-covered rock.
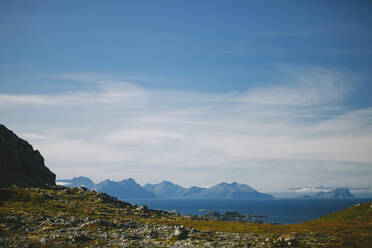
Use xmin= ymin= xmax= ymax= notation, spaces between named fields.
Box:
xmin=0 ymin=124 xmax=55 ymax=187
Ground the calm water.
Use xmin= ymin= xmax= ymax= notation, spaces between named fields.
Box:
xmin=126 ymin=198 xmax=372 ymax=224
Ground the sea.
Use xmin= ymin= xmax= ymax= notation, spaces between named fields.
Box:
xmin=126 ymin=198 xmax=372 ymax=225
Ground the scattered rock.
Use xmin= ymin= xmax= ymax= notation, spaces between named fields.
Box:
xmin=173 ymin=226 xmax=189 ymax=240
xmin=136 ymin=205 xmax=148 ymax=211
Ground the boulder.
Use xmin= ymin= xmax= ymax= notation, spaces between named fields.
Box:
xmin=0 ymin=124 xmax=55 ymax=187
xmin=173 ymin=226 xmax=189 ymax=240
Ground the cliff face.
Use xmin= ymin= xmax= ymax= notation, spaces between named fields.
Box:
xmin=0 ymin=124 xmax=55 ymax=187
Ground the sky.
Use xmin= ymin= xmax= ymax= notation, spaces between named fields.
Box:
xmin=1 ymin=0 xmax=372 ymax=192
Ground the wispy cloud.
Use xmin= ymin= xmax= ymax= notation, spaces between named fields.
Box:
xmin=241 ymin=67 xmax=356 ymax=106
xmin=0 ymin=67 xmax=370 ymax=190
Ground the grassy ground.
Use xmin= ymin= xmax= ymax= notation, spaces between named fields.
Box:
xmin=1 ymin=187 xmax=371 ymax=247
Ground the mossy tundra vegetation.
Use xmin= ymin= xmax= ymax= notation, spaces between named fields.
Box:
xmin=0 ymin=185 xmax=371 ymax=247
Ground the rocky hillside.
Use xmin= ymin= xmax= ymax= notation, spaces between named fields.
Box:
xmin=0 ymin=124 xmax=55 ymax=187
xmin=2 ymin=186 xmax=364 ymax=247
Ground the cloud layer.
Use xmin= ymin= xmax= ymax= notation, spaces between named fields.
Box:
xmin=1 ymin=67 xmax=371 ymax=191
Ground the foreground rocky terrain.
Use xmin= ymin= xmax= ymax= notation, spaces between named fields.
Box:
xmin=1 ymin=186 xmax=371 ymax=247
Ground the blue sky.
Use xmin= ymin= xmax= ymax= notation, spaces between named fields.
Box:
xmin=1 ymin=0 xmax=372 ymax=192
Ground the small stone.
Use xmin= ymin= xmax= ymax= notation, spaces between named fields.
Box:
xmin=136 ymin=205 xmax=148 ymax=211
xmin=173 ymin=226 xmax=189 ymax=240
xmin=40 ymin=237 xmax=47 ymax=244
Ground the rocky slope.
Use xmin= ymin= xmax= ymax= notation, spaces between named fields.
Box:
xmin=0 ymin=186 xmax=352 ymax=248
xmin=0 ymin=124 xmax=55 ymax=187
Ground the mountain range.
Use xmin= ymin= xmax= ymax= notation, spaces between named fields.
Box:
xmin=57 ymin=177 xmax=158 ymax=199
xmin=144 ymin=181 xmax=275 ymax=199
xmin=57 ymin=177 xmax=274 ymax=200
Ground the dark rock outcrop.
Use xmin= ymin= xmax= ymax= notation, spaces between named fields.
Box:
xmin=0 ymin=124 xmax=55 ymax=187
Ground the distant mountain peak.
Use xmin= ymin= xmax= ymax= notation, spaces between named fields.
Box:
xmin=304 ymin=187 xmax=354 ymax=199
xmin=162 ymin=180 xmax=174 ymax=185
xmin=119 ymin=178 xmax=137 ymax=184
xmin=101 ymin=179 xmax=114 ymax=184
xmin=212 ymin=181 xmax=254 ymax=191
xmin=74 ymin=176 xmax=91 ymax=180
